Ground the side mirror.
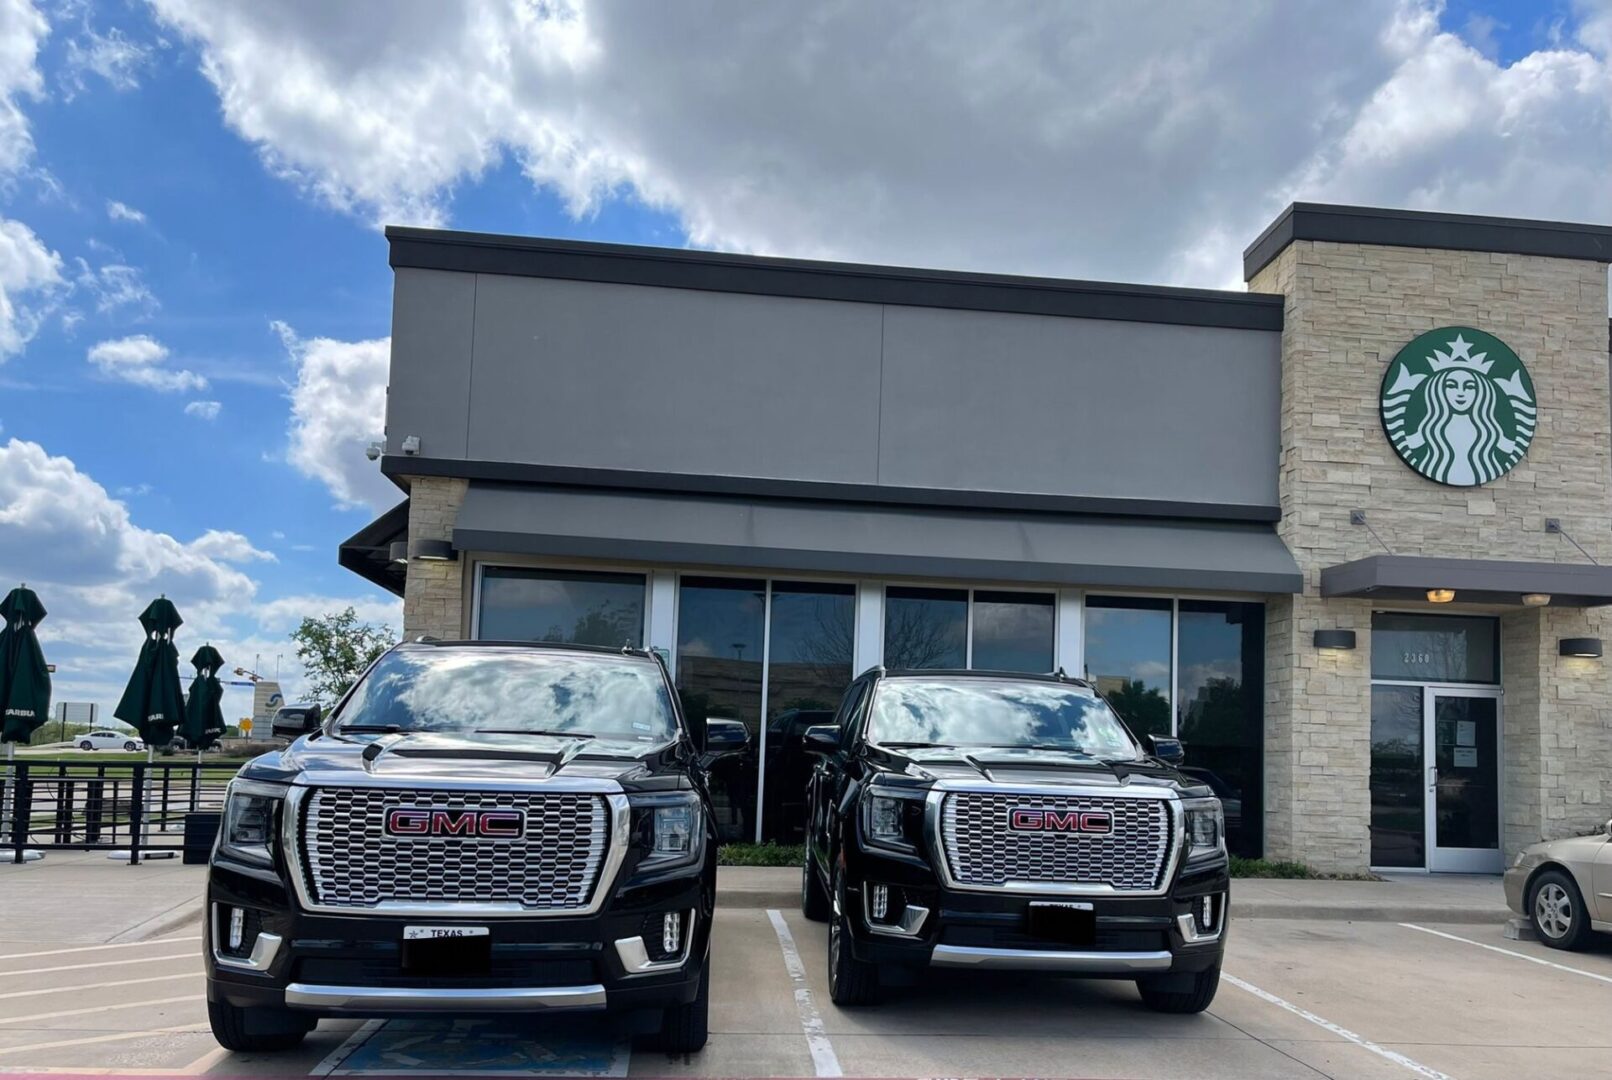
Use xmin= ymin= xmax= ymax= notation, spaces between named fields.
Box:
xmin=305 ymin=706 xmax=323 ymax=732
xmin=1604 ymin=817 xmax=1612 ymax=838
xmin=803 ymin=724 xmax=842 ymax=755
xmin=686 ymin=714 xmax=707 ymax=755
xmin=1146 ymin=735 xmax=1185 ymax=765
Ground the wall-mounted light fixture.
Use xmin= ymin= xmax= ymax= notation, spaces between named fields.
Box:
xmin=407 ymin=538 xmax=458 ymax=562
xmin=389 ymin=541 xmax=409 ymax=564
xmin=1559 ymin=637 xmax=1603 ymax=659
xmin=1313 ymin=629 xmax=1357 ymax=650
xmin=1521 ymin=593 xmax=1552 ymax=607
xmin=1426 ymin=588 xmax=1456 ymax=604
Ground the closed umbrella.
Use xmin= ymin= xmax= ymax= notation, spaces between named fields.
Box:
xmin=1 ymin=585 xmax=50 ymax=863
xmin=183 ymin=645 xmax=227 ymax=753
xmin=111 ymin=597 xmax=185 ymax=862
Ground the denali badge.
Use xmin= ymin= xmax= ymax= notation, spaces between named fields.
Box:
xmin=1009 ymin=807 xmax=1113 ymax=835
xmin=384 ymin=807 xmax=526 ymax=839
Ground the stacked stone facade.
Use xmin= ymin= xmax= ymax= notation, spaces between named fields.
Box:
xmin=402 ymin=475 xmax=469 ymax=640
xmin=1252 ymin=240 xmax=1612 ymax=871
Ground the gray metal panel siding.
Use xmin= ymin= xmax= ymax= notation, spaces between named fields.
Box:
xmin=386 ymin=269 xmax=477 ymax=459
xmin=463 ymin=274 xmax=885 ymax=482
xmin=876 ymin=306 xmax=1281 ymax=506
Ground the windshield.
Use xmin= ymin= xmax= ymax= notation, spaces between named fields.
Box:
xmin=867 ymin=678 xmax=1140 ymax=759
xmin=335 ymin=648 xmax=678 ymax=742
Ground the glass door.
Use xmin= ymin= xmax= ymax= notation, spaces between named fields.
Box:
xmin=1425 ymin=690 xmax=1502 ymax=873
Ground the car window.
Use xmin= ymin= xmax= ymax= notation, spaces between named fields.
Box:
xmin=833 ymin=681 xmax=869 ymax=749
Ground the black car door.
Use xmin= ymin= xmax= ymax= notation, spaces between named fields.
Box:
xmin=809 ymin=678 xmax=869 ymax=871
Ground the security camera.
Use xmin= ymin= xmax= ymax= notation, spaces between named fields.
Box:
xmin=364 ymin=442 xmax=383 ymax=461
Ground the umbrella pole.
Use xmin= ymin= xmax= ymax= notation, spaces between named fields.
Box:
xmin=3 ymin=741 xmax=44 ymax=864
xmin=107 ymin=745 xmax=174 ymax=861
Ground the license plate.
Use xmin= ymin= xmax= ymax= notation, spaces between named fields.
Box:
xmin=403 ymin=925 xmax=489 ymax=940
xmin=1027 ymin=901 xmax=1096 ymax=946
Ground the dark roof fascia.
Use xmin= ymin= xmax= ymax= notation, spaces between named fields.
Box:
xmin=386 ymin=226 xmax=1284 ymax=332
xmin=337 ymin=497 xmax=410 ymax=597
xmin=381 ymin=455 xmax=1281 ymax=525
xmin=1245 ymin=202 xmax=1612 ymax=281
xmin=1320 ymin=554 xmax=1612 ymax=607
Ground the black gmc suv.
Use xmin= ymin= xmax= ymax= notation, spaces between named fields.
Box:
xmin=205 ymin=641 xmax=715 ymax=1053
xmin=801 ymin=668 xmax=1228 ymax=1013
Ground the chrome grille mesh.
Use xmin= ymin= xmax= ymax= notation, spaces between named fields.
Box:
xmin=941 ymin=792 xmax=1172 ymax=891
xmin=301 ymin=788 xmax=607 ymax=910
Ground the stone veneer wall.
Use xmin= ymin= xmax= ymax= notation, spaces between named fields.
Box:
xmin=1252 ymin=241 xmax=1612 ymax=872
xmin=402 ymin=475 xmax=469 ymax=640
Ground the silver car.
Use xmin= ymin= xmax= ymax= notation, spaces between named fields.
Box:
xmin=1504 ymin=821 xmax=1612 ymax=950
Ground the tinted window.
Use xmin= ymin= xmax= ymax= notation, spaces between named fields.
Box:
xmin=1371 ymin=613 xmax=1498 ymax=683
xmin=1177 ymin=600 xmax=1264 ymax=858
xmin=1084 ymin=596 xmax=1172 ymax=736
xmin=884 ymin=587 xmax=966 ymax=669
xmin=971 ymin=591 xmax=1055 ymax=673
xmin=336 ymin=648 xmax=676 ymax=742
xmin=478 ymin=567 xmax=645 ymax=646
xmin=867 ymin=678 xmax=1140 ymax=759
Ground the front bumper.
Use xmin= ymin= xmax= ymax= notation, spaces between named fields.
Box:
xmin=205 ymin=856 xmax=711 ymax=1019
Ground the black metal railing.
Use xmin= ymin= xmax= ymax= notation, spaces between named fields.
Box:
xmin=3 ymin=759 xmax=244 ymax=864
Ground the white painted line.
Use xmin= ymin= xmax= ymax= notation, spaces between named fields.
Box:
xmin=309 ymin=1018 xmax=385 ymax=1077
xmin=1223 ymin=972 xmax=1454 ymax=1080
xmin=0 ymin=936 xmax=202 ymax=962
xmin=0 ymin=970 xmax=199 ymax=1000
xmin=1400 ymin=922 xmax=1612 ymax=986
xmin=0 ymin=1024 xmax=205 ymax=1059
xmin=766 ymin=909 xmax=842 ymax=1079
xmin=0 ymin=952 xmax=195 ymax=977
xmin=0 ymin=993 xmax=201 ymax=1026
xmin=179 ymin=1044 xmax=232 ymax=1074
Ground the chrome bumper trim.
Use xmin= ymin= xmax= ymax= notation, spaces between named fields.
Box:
xmin=614 ymin=911 xmax=697 ymax=974
xmin=210 ymin=904 xmax=283 ymax=972
xmin=929 ymin=945 xmax=1173 ymax=972
xmin=283 ymin=982 xmax=607 ymax=1012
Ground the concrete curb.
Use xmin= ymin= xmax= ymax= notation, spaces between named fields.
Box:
xmin=116 ymin=896 xmax=207 ymax=943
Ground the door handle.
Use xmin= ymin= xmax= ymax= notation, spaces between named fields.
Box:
xmin=1428 ymin=766 xmax=1438 ymax=792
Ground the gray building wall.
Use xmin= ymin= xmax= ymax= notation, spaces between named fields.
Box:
xmin=385 ymin=269 xmax=1282 ymax=512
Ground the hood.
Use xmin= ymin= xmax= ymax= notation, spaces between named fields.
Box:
xmin=238 ymin=729 xmax=687 ymax=790
xmin=874 ymin=745 xmax=1207 ymax=796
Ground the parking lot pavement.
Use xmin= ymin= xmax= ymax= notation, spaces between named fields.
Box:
xmin=4 ymin=910 xmax=1612 ymax=1078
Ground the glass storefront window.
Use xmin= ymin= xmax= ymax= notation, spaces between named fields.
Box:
xmin=1083 ymin=596 xmax=1172 ymax=738
xmin=477 ymin=567 xmax=645 ymax=645
xmin=1371 ymin=613 xmax=1498 ymax=684
xmin=763 ymin=582 xmax=855 ymax=842
xmin=972 ymin=591 xmax=1055 ymax=672
xmin=676 ymin=577 xmax=766 ymax=843
xmin=884 ymin=587 xmax=967 ymax=669
xmin=1177 ymin=600 xmax=1264 ymax=858
xmin=1370 ymin=684 xmax=1425 ymax=868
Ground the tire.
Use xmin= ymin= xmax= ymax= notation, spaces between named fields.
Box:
xmin=1530 ymin=869 xmax=1593 ymax=951
xmin=653 ymin=953 xmax=710 ymax=1053
xmin=1137 ymin=965 xmax=1222 ymax=1014
xmin=124 ymin=742 xmax=137 ymax=752
xmin=206 ymin=998 xmax=310 ymax=1052
xmin=827 ymin=885 xmax=879 ymax=1006
xmin=801 ymin=852 xmax=831 ymax=922
xmin=79 ymin=740 xmax=93 ymax=751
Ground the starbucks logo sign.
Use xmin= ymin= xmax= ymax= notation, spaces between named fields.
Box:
xmin=1380 ymin=326 xmax=1535 ymax=487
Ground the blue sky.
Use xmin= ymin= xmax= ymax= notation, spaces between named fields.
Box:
xmin=1 ymin=0 xmax=1607 ymax=725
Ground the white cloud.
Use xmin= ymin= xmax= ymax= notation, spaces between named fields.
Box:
xmin=106 ymin=199 xmax=147 ymax=224
xmin=0 ymin=214 xmax=62 ymax=359
xmin=277 ymin=319 xmax=393 ymax=510
xmin=270 ymin=529 xmax=286 ymax=540
xmin=184 ymin=398 xmax=221 ymax=420
xmin=61 ymin=22 xmax=154 ymax=98
xmin=74 ymin=258 xmax=158 ymax=316
xmin=87 ymin=334 xmax=207 ymax=392
xmin=189 ymin=528 xmax=276 ymax=563
xmin=148 ymin=1 xmax=1612 ymax=287
xmin=0 ymin=0 xmax=47 ymax=177
xmin=115 ymin=482 xmax=151 ymax=497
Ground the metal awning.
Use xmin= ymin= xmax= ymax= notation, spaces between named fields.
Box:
xmin=1320 ymin=554 xmax=1612 ymax=607
xmin=338 ymin=498 xmax=409 ymax=596
xmin=451 ymin=483 xmax=1303 ymax=594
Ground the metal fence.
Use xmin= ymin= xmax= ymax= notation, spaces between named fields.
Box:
xmin=2 ymin=759 xmax=244 ymax=864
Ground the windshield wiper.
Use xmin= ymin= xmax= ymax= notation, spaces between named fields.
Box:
xmin=876 ymin=741 xmax=946 ymax=749
xmin=473 ymin=728 xmax=596 ymax=740
xmin=339 ymin=723 xmax=405 ymax=734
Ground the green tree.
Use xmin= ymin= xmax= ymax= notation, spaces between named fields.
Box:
xmin=290 ymin=607 xmax=397 ymax=706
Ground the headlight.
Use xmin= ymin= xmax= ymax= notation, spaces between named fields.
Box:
xmin=631 ymin=792 xmax=703 ymax=870
xmin=1181 ymin=797 xmax=1225 ymax=861
xmin=220 ymin=780 xmax=286 ymax=867
xmin=860 ymin=786 xmax=925 ymax=852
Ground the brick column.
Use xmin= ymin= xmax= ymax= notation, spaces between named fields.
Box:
xmin=402 ymin=476 xmax=468 ymax=640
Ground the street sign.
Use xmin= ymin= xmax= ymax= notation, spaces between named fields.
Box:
xmin=240 ymin=718 xmax=253 ymax=736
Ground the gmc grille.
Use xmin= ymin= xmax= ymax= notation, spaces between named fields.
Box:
xmin=940 ymin=792 xmax=1173 ymax=892
xmin=301 ymin=788 xmax=609 ymax=910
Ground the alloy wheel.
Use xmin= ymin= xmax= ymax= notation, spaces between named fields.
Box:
xmin=1535 ymin=882 xmax=1573 ymax=939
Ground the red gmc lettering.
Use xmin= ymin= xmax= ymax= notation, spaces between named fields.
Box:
xmin=1009 ymin=807 xmax=1114 ymax=834
xmin=384 ymin=807 xmax=527 ymax=838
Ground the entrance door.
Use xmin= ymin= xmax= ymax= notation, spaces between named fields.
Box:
xmin=1425 ymin=689 xmax=1502 ymax=873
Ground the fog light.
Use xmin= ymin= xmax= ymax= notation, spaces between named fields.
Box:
xmin=871 ymin=883 xmax=889 ymax=920
xmin=662 ymin=911 xmax=681 ymax=955
xmin=1201 ymin=895 xmax=1213 ymax=928
xmin=228 ymin=907 xmax=244 ymax=951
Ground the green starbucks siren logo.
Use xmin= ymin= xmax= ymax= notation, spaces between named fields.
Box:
xmin=1380 ymin=326 xmax=1535 ymax=487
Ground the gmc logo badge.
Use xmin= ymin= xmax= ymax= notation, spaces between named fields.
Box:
xmin=1009 ymin=807 xmax=1113 ymax=835
xmin=384 ymin=807 xmax=526 ymax=839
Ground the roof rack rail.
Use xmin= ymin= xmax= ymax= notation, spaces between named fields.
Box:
xmin=413 ymin=634 xmax=438 ymax=643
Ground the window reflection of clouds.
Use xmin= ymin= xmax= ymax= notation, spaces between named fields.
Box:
xmin=868 ymin=679 xmax=1137 ymax=758
xmin=339 ymin=650 xmax=675 ymax=740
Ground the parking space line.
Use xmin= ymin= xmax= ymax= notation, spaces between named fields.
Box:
xmin=0 ymin=971 xmax=199 ymax=1000
xmin=766 ymin=909 xmax=841 ymax=1079
xmin=0 ymin=1023 xmax=205 ymax=1057
xmin=0 ymin=952 xmax=194 ymax=977
xmin=0 ymin=937 xmax=202 ymax=962
xmin=309 ymin=1018 xmax=385 ymax=1077
xmin=0 ymin=994 xmax=201 ymax=1026
xmin=1399 ymin=923 xmax=1612 ymax=986
xmin=1222 ymin=973 xmax=1454 ymax=1080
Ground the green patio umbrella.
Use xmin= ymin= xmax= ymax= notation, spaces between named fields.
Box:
xmin=0 ymin=585 xmax=51 ymax=747
xmin=182 ymin=644 xmax=227 ymax=753
xmin=113 ymin=597 xmax=186 ymax=750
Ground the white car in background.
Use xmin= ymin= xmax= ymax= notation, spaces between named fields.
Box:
xmin=77 ymin=730 xmax=143 ymax=752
